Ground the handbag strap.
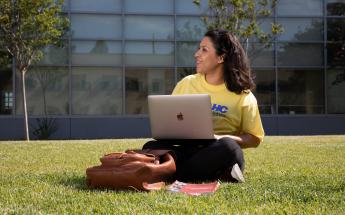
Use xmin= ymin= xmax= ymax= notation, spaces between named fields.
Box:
xmin=126 ymin=149 xmax=171 ymax=156
xmin=126 ymin=149 xmax=176 ymax=162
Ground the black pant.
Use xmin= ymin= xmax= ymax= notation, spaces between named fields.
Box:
xmin=142 ymin=137 xmax=244 ymax=182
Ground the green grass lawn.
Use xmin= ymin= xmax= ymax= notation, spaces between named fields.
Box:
xmin=1 ymin=136 xmax=345 ymax=214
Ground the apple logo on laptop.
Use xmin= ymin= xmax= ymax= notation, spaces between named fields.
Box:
xmin=177 ymin=112 xmax=184 ymax=121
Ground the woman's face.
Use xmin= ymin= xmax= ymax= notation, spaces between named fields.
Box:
xmin=194 ymin=36 xmax=223 ymax=74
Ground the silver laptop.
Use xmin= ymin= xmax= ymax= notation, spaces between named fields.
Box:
xmin=148 ymin=94 xmax=214 ymax=139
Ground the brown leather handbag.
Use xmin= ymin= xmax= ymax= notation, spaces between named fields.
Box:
xmin=86 ymin=149 xmax=176 ymax=191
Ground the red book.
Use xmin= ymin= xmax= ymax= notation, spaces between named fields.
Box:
xmin=167 ymin=180 xmax=220 ymax=196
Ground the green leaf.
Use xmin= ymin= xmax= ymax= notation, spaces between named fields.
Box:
xmin=193 ymin=0 xmax=201 ymax=6
xmin=0 ymin=0 xmax=69 ymax=69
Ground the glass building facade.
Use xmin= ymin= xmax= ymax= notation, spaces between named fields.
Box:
xmin=1 ymin=0 xmax=345 ymax=139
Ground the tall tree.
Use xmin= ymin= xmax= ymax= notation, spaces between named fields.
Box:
xmin=0 ymin=0 xmax=68 ymax=141
xmin=193 ymin=0 xmax=283 ymax=55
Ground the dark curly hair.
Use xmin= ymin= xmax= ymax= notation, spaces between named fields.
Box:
xmin=204 ymin=29 xmax=255 ymax=94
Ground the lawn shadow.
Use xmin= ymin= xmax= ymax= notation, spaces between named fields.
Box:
xmin=57 ymin=173 xmax=145 ymax=194
xmin=58 ymin=174 xmax=89 ymax=190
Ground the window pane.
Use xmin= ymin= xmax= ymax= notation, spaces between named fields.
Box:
xmin=125 ymin=0 xmax=173 ymax=13
xmin=125 ymin=68 xmax=174 ymax=114
xmin=70 ymin=0 xmax=121 ymax=13
xmin=72 ymin=40 xmax=122 ymax=66
xmin=247 ymin=43 xmax=274 ymax=67
xmin=72 ymin=67 xmax=122 ymax=115
xmin=176 ymin=0 xmax=208 ymax=14
xmin=62 ymin=0 xmax=69 ymax=12
xmin=252 ymin=69 xmax=276 ymax=114
xmin=327 ymin=42 xmax=345 ymax=67
xmin=246 ymin=18 xmax=274 ymax=42
xmin=277 ymin=18 xmax=323 ymax=41
xmin=277 ymin=0 xmax=323 ymax=16
xmin=278 ymin=69 xmax=324 ymax=114
xmin=177 ymin=68 xmax=195 ymax=82
xmin=125 ymin=42 xmax=174 ymax=66
xmin=38 ymin=43 xmax=69 ymax=65
xmin=327 ymin=69 xmax=345 ymax=113
xmin=124 ymin=16 xmax=174 ymax=40
xmin=327 ymin=18 xmax=345 ymax=42
xmin=277 ymin=43 xmax=323 ymax=67
xmin=327 ymin=19 xmax=345 ymax=66
xmin=176 ymin=17 xmax=207 ymax=40
xmin=71 ymin=14 xmax=122 ymax=39
xmin=0 ymin=52 xmax=12 ymax=115
xmin=16 ymin=67 xmax=69 ymax=115
xmin=176 ymin=42 xmax=198 ymax=67
xmin=327 ymin=0 xmax=345 ymax=16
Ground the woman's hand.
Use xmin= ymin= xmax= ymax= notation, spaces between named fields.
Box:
xmin=214 ymin=133 xmax=261 ymax=148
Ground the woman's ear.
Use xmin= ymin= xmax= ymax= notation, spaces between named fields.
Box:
xmin=218 ymin=55 xmax=224 ymax=64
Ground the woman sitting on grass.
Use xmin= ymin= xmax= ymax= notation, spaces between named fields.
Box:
xmin=143 ymin=29 xmax=264 ymax=183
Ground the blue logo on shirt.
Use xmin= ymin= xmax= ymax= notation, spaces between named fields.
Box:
xmin=212 ymin=104 xmax=228 ymax=114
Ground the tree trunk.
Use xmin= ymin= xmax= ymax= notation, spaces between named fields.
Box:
xmin=21 ymin=69 xmax=30 ymax=141
xmin=245 ymin=38 xmax=249 ymax=55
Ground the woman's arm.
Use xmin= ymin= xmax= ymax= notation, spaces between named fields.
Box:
xmin=214 ymin=133 xmax=261 ymax=148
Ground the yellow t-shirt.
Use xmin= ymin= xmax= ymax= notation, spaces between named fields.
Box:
xmin=172 ymin=73 xmax=265 ymax=142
